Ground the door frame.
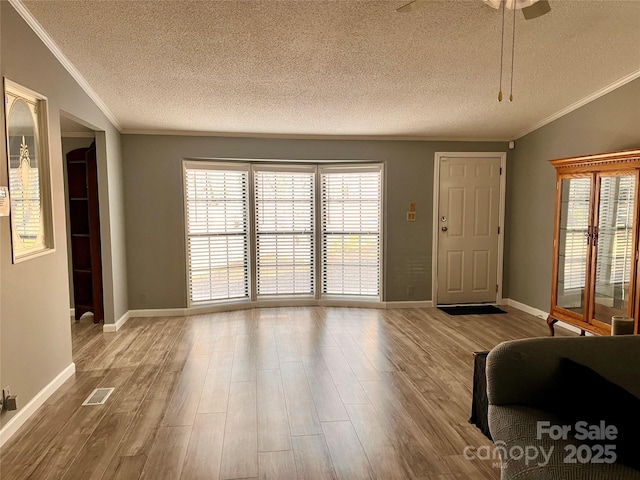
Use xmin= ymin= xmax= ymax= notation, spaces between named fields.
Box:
xmin=431 ymin=152 xmax=507 ymax=306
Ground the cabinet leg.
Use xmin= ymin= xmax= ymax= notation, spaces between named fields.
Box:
xmin=546 ymin=316 xmax=558 ymax=337
xmin=580 ymin=330 xmax=585 ymax=336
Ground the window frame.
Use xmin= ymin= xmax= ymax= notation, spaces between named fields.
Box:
xmin=319 ymin=163 xmax=384 ymax=301
xmin=182 ymin=160 xmax=252 ymax=307
xmin=4 ymin=78 xmax=55 ymax=263
xmin=182 ymin=160 xmax=384 ymax=306
xmin=253 ymin=163 xmax=317 ymax=299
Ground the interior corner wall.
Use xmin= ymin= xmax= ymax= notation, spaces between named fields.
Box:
xmin=97 ymin=130 xmax=129 ymax=325
xmin=0 ymin=1 xmax=126 ymax=427
xmin=122 ymin=136 xmax=507 ymax=309
xmin=506 ymin=78 xmax=640 ymax=312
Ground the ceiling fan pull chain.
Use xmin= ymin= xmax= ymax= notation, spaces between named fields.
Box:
xmin=498 ymin=0 xmax=506 ymax=102
xmin=509 ymin=2 xmax=516 ymax=102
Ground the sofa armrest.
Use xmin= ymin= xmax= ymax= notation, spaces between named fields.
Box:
xmin=486 ymin=336 xmax=640 ymax=407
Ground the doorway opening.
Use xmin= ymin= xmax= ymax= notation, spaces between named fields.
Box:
xmin=60 ymin=114 xmax=103 ymax=325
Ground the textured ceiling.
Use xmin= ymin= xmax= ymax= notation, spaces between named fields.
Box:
xmin=20 ymin=0 xmax=640 ymax=139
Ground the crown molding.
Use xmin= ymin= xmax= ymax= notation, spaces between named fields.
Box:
xmin=9 ymin=0 xmax=123 ymax=132
xmin=121 ymin=128 xmax=510 ymax=143
xmin=514 ymin=68 xmax=640 ymax=140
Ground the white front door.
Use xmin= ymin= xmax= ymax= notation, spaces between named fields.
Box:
xmin=436 ymin=155 xmax=502 ymax=304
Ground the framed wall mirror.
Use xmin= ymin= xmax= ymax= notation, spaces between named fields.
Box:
xmin=4 ymin=79 xmax=54 ymax=262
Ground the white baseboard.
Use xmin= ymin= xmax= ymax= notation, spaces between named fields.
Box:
xmin=112 ymin=299 xmax=587 ymax=334
xmin=131 ymin=307 xmax=188 ymax=318
xmin=555 ymin=322 xmax=589 ymax=335
xmin=108 ymin=299 xmax=435 ymax=331
xmin=0 ymin=363 xmax=76 ymax=448
xmin=505 ymin=298 xmax=583 ymax=335
xmin=103 ymin=310 xmax=131 ymax=333
xmin=384 ymin=300 xmax=433 ymax=308
xmin=127 ymin=299 xmax=435 ymax=320
xmin=506 ymin=298 xmax=548 ymax=320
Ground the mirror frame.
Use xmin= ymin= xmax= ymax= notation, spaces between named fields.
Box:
xmin=4 ymin=78 xmax=54 ymax=263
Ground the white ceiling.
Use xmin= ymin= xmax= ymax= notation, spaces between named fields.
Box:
xmin=19 ymin=0 xmax=640 ymax=140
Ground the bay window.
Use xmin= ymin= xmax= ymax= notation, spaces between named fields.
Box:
xmin=184 ymin=161 xmax=382 ymax=305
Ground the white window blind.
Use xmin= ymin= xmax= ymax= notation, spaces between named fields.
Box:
xmin=254 ymin=168 xmax=315 ymax=296
xmin=8 ymin=152 xmax=42 ymax=247
xmin=596 ymin=175 xmax=635 ymax=285
xmin=611 ymin=175 xmax=635 ymax=285
xmin=321 ymin=166 xmax=382 ymax=296
xmin=562 ymin=177 xmax=591 ymax=290
xmin=185 ymin=165 xmax=249 ymax=303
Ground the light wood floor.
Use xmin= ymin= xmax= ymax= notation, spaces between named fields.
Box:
xmin=0 ymin=306 xmax=572 ymax=480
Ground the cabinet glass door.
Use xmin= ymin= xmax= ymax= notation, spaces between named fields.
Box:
xmin=556 ymin=176 xmax=592 ymax=315
xmin=592 ymin=174 xmax=637 ymax=325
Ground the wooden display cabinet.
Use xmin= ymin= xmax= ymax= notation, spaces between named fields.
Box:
xmin=548 ymin=149 xmax=640 ymax=336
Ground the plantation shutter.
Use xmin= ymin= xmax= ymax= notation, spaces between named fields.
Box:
xmin=254 ymin=167 xmax=315 ymax=296
xmin=321 ymin=165 xmax=382 ymax=297
xmin=184 ymin=163 xmax=249 ymax=303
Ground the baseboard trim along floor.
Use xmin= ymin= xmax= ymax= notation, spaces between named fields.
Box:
xmin=0 ymin=362 xmax=76 ymax=448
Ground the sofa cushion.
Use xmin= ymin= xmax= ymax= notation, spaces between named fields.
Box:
xmin=548 ymin=358 xmax=640 ymax=471
xmin=488 ymin=405 xmax=640 ymax=480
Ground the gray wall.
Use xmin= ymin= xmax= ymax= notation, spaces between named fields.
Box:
xmin=506 ymin=78 xmax=640 ymax=311
xmin=122 ymin=136 xmax=507 ymax=309
xmin=0 ymin=3 xmax=126 ymax=426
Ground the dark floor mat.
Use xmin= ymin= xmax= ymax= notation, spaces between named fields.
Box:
xmin=438 ymin=305 xmax=507 ymax=315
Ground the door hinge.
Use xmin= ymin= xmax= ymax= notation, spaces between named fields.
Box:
xmin=498 ymin=226 xmax=500 ymax=234
xmin=496 ymin=284 xmax=499 ymax=293
xmin=499 ymin=167 xmax=502 ymax=175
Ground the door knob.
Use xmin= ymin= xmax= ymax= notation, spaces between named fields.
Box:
xmin=441 ymin=226 xmax=448 ymax=232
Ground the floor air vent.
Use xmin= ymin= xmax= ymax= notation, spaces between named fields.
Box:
xmin=82 ymin=387 xmax=115 ymax=406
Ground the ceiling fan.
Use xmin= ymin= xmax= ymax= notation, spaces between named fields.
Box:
xmin=397 ymin=0 xmax=551 ymax=20
xmin=397 ymin=0 xmax=552 ymax=102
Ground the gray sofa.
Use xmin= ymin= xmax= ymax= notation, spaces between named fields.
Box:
xmin=486 ymin=336 xmax=640 ymax=480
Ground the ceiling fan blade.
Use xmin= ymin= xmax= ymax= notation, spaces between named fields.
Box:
xmin=522 ymin=0 xmax=551 ymax=19
xmin=396 ymin=0 xmax=429 ymax=13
